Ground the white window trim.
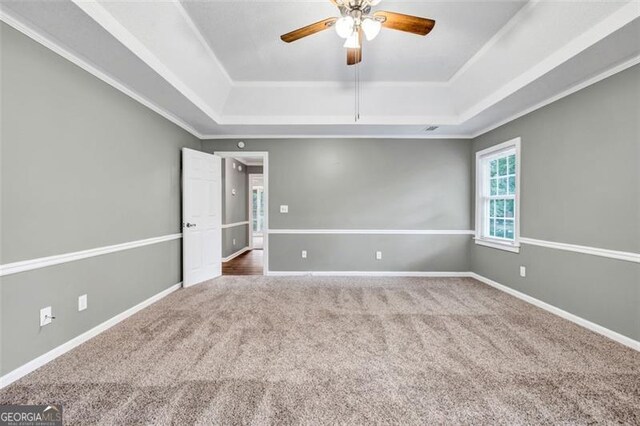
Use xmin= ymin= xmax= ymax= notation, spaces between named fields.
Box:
xmin=475 ymin=137 xmax=521 ymax=253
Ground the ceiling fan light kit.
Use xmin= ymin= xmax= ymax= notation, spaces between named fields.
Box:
xmin=280 ymin=0 xmax=436 ymax=66
xmin=280 ymin=0 xmax=435 ymax=122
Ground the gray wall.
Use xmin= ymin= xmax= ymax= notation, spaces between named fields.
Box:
xmin=203 ymin=138 xmax=473 ymax=272
xmin=0 ymin=23 xmax=200 ymax=375
xmin=470 ymin=64 xmax=640 ymax=340
xmin=221 ymin=158 xmax=248 ymax=257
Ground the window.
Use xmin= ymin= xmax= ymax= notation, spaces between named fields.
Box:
xmin=475 ymin=138 xmax=521 ymax=252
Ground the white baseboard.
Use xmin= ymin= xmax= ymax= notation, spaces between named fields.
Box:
xmin=0 ymin=282 xmax=182 ymax=389
xmin=266 ymin=271 xmax=470 ymax=277
xmin=468 ymin=273 xmax=639 ymax=352
xmin=223 ymin=247 xmax=250 ymax=262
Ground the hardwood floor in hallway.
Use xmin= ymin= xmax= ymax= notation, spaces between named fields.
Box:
xmin=222 ymin=249 xmax=263 ymax=275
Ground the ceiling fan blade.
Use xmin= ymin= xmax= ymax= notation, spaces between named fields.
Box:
xmin=373 ymin=11 xmax=435 ymax=36
xmin=280 ymin=17 xmax=337 ymax=43
xmin=347 ymin=29 xmax=362 ymax=65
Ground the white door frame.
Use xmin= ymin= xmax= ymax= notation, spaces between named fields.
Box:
xmin=215 ymin=151 xmax=269 ymax=275
xmin=248 ymin=173 xmax=264 ymax=250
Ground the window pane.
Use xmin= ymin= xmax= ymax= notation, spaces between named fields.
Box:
xmin=496 ymin=219 xmax=505 ymax=238
xmin=508 ymin=176 xmax=516 ymax=194
xmin=498 ymin=157 xmax=507 ymax=176
xmin=498 ymin=177 xmax=508 ymax=195
xmin=489 ymin=219 xmax=495 ymax=236
xmin=508 ymin=154 xmax=516 ymax=175
xmin=505 ymin=219 xmax=514 ymax=240
xmin=489 ymin=199 xmax=495 ymax=217
xmin=490 ymin=178 xmax=497 ymax=196
xmin=505 ymin=199 xmax=514 ymax=218
xmin=496 ymin=200 xmax=505 ymax=217
xmin=490 ymin=160 xmax=497 ymax=178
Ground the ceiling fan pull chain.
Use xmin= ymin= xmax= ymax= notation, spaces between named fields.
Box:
xmin=357 ymin=62 xmax=360 ymax=121
xmin=354 ymin=59 xmax=357 ymax=122
xmin=353 ymin=60 xmax=360 ymax=122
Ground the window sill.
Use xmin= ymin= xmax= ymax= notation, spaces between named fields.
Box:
xmin=474 ymin=238 xmax=520 ymax=253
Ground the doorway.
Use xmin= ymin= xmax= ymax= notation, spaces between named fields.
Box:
xmin=215 ymin=151 xmax=269 ymax=276
xmin=249 ymin=174 xmax=265 ymax=250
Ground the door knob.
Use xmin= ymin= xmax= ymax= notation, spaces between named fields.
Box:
xmin=185 ymin=223 xmax=196 ymax=228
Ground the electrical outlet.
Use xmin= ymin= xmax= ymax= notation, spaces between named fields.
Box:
xmin=233 ymin=238 xmax=236 ymax=246
xmin=40 ymin=306 xmax=53 ymax=327
xmin=520 ymin=266 xmax=526 ymax=277
xmin=78 ymin=294 xmax=87 ymax=311
xmin=376 ymin=251 xmax=382 ymax=260
xmin=301 ymin=250 xmax=307 ymax=259
xmin=280 ymin=205 xmax=288 ymax=213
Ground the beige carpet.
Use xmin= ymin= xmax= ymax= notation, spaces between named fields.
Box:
xmin=1 ymin=276 xmax=639 ymax=424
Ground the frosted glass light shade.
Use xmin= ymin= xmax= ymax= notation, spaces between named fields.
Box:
xmin=335 ymin=16 xmax=355 ymax=38
xmin=343 ymin=31 xmax=360 ymax=48
xmin=361 ymin=18 xmax=382 ymax=41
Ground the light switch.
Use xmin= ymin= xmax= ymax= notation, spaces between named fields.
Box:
xmin=40 ymin=306 xmax=53 ymax=327
xmin=233 ymin=238 xmax=236 ymax=246
xmin=280 ymin=205 xmax=288 ymax=213
xmin=376 ymin=251 xmax=382 ymax=260
xmin=78 ymin=294 xmax=87 ymax=311
xmin=520 ymin=266 xmax=526 ymax=277
xmin=301 ymin=250 xmax=307 ymax=259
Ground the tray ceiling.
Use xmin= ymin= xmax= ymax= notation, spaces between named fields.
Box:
xmin=1 ymin=0 xmax=638 ymax=138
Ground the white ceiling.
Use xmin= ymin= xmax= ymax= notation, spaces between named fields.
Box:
xmin=182 ymin=0 xmax=527 ymax=82
xmin=1 ymin=0 xmax=638 ymax=138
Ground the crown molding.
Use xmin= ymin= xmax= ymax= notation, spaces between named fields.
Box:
xmin=201 ymin=134 xmax=473 ymax=140
xmin=470 ymin=54 xmax=640 ymax=138
xmin=71 ymin=0 xmax=226 ymax=124
xmin=4 ymin=1 xmax=636 ymax=141
xmin=0 ymin=9 xmax=205 ymax=140
xmin=458 ymin=1 xmax=640 ymax=124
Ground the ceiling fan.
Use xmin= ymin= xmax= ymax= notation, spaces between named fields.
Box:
xmin=280 ymin=0 xmax=436 ymax=65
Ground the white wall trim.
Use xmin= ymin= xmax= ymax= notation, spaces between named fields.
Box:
xmin=0 ymin=9 xmax=204 ymax=139
xmin=266 ymin=271 xmax=470 ymax=277
xmin=71 ymin=0 xmax=225 ymax=124
xmin=0 ymin=282 xmax=182 ymax=389
xmin=471 ymin=54 xmax=640 ymax=138
xmin=221 ymin=221 xmax=249 ymax=229
xmin=469 ymin=273 xmax=639 ymax=352
xmin=520 ymin=237 xmax=640 ymax=264
xmin=267 ymin=229 xmax=474 ymax=235
xmin=202 ymin=134 xmax=472 ymax=140
xmin=458 ymin=2 xmax=640 ymax=124
xmin=0 ymin=234 xmax=183 ymax=277
xmin=222 ymin=246 xmax=250 ymax=263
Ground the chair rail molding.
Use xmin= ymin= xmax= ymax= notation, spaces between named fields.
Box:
xmin=267 ymin=229 xmax=475 ymax=235
xmin=221 ymin=221 xmax=250 ymax=229
xmin=0 ymin=234 xmax=183 ymax=277
xmin=520 ymin=237 xmax=639 ymax=263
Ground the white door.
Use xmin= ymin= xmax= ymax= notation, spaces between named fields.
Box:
xmin=182 ymin=148 xmax=221 ymax=287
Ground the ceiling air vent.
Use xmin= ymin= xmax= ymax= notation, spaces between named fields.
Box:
xmin=423 ymin=125 xmax=439 ymax=132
